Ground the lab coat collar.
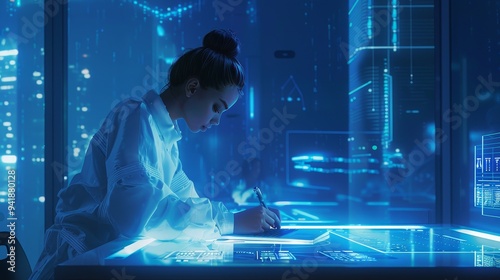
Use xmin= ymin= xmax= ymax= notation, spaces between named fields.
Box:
xmin=142 ymin=90 xmax=182 ymax=143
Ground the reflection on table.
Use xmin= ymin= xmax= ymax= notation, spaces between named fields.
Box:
xmin=56 ymin=225 xmax=500 ymax=280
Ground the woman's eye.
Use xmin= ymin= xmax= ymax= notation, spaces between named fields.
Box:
xmin=213 ymin=104 xmax=220 ymax=113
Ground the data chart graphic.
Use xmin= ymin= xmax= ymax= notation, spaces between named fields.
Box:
xmin=475 ymin=132 xmax=500 ymax=218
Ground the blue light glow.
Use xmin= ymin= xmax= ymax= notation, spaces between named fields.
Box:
xmin=349 ymin=81 xmax=372 ymax=95
xmin=127 ymin=0 xmax=192 ymax=20
xmin=280 ymin=225 xmax=426 ymax=230
xmin=1 ymin=155 xmax=17 ymax=164
xmin=311 ymin=155 xmax=324 ymax=161
xmin=105 ymin=238 xmax=155 ymax=259
xmin=249 ymin=86 xmax=254 ymax=119
xmin=294 ymin=164 xmax=310 ymax=170
xmin=454 ymin=229 xmax=500 ymax=242
xmin=0 ymin=49 xmax=19 ymax=57
xmin=164 ymin=57 xmax=175 ymax=65
xmin=348 ymin=0 xmax=360 ymax=15
xmin=156 ymin=25 xmax=165 ymax=37
xmin=291 ymin=155 xmax=310 ymax=161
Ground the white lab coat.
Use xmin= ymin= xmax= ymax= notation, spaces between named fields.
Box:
xmin=30 ymin=90 xmax=234 ymax=280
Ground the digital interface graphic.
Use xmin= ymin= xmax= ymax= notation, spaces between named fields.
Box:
xmin=475 ymin=132 xmax=500 ymax=218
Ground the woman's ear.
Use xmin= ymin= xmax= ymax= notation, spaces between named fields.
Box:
xmin=185 ymin=78 xmax=200 ymax=97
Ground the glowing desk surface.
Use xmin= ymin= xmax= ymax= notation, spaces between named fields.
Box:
xmin=55 ymin=225 xmax=500 ymax=280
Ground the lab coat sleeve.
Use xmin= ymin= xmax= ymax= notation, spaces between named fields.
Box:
xmin=144 ymin=160 xmax=234 ymax=240
xmin=98 ymin=103 xmax=233 ymax=241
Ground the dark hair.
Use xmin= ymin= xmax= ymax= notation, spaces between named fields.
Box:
xmin=165 ymin=29 xmax=245 ymax=93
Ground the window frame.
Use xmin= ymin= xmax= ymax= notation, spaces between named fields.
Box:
xmin=44 ymin=0 xmax=68 ymax=230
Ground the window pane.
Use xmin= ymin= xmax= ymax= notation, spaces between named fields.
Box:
xmin=345 ymin=0 xmax=436 ymax=223
xmin=451 ymin=1 xmax=500 ymax=232
xmin=0 ymin=0 xmax=45 ymax=269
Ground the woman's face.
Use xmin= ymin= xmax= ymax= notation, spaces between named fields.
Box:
xmin=182 ymin=85 xmax=240 ymax=133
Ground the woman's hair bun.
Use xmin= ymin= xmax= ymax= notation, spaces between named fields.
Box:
xmin=202 ymin=29 xmax=240 ymax=58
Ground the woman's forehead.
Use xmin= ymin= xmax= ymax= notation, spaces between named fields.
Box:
xmin=216 ymin=86 xmax=240 ymax=108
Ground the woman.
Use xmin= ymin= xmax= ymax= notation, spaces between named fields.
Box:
xmin=30 ymin=29 xmax=281 ymax=280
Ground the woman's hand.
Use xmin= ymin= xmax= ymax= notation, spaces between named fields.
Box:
xmin=233 ymin=206 xmax=281 ymax=234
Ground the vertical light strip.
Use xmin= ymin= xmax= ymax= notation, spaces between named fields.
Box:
xmin=249 ymin=86 xmax=255 ymax=119
xmin=383 ymin=74 xmax=393 ymax=147
xmin=391 ymin=0 xmax=398 ymax=51
xmin=367 ymin=0 xmax=372 ymax=39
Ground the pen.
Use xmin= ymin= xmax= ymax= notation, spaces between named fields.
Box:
xmin=254 ymin=186 xmax=280 ymax=229
xmin=253 ymin=186 xmax=268 ymax=209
